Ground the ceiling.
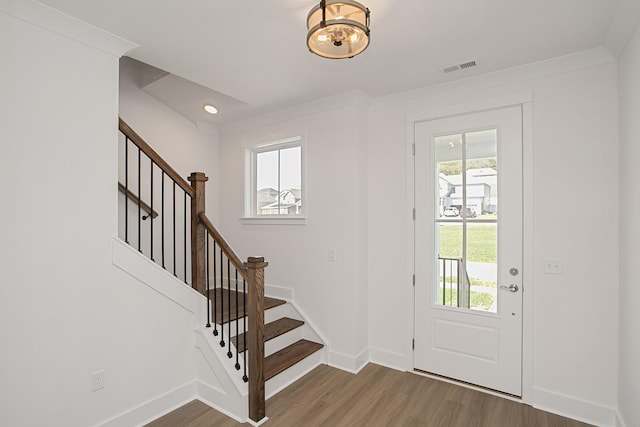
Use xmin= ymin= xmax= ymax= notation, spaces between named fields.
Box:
xmin=38 ymin=0 xmax=636 ymax=126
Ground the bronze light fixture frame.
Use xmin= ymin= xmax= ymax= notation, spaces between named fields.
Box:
xmin=307 ymin=0 xmax=370 ymax=59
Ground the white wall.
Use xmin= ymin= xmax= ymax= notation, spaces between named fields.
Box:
xmin=218 ymin=97 xmax=370 ymax=370
xmin=0 ymin=5 xmax=203 ymax=426
xmin=1 ymin=2 xmax=625 ymax=425
xmin=118 ymin=67 xmax=222 ymax=285
xmin=617 ymin=20 xmax=640 ymax=427
xmin=367 ymin=52 xmax=619 ymax=424
xmin=119 ymin=65 xmax=221 ymax=222
xmin=218 ymin=49 xmax=620 ymax=425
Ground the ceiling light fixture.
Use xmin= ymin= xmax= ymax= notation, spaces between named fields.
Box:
xmin=306 ymin=0 xmax=370 ymax=59
xmin=203 ymin=104 xmax=218 ymax=115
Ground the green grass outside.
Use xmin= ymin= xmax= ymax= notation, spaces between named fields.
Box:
xmin=436 ymin=223 xmax=498 ymax=311
xmin=438 ymin=224 xmax=497 ymax=263
xmin=438 ymin=287 xmax=495 ymax=311
xmin=439 ymin=277 xmax=498 ymax=288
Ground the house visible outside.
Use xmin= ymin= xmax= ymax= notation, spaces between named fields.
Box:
xmin=258 ymin=187 xmax=302 ymax=215
xmin=437 ymin=167 xmax=499 ymax=311
xmin=254 ymin=141 xmax=302 ymax=216
xmin=439 ymin=168 xmax=497 ymax=216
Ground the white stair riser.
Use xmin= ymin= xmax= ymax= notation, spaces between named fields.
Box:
xmin=208 ymin=302 xmax=326 ymax=396
xmin=214 ymin=305 xmax=322 ymax=349
xmin=265 ymin=303 xmax=299 ymax=323
xmin=208 ymin=303 xmax=300 ymax=341
xmin=243 ymin=326 xmax=306 ymax=360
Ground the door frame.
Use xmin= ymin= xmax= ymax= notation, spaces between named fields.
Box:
xmin=404 ymin=92 xmax=534 ymax=403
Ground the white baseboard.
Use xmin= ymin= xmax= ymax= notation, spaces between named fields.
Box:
xmin=196 ymin=382 xmax=247 ymax=423
xmin=98 ymin=382 xmax=196 ymax=427
xmin=355 ymin=348 xmax=369 ymax=372
xmin=532 ymin=387 xmax=618 ymax=427
xmin=368 ymin=347 xmax=406 ymax=372
xmin=96 ymin=380 xmax=250 ymax=427
xmin=328 ymin=348 xmax=369 ymax=374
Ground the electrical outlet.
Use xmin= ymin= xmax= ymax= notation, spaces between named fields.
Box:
xmin=91 ymin=370 xmax=105 ymax=391
xmin=328 ymin=249 xmax=336 ymax=262
xmin=544 ymin=257 xmax=563 ymax=275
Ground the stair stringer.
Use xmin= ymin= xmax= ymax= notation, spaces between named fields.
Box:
xmin=113 ymin=238 xmax=327 ymax=422
xmin=113 ymin=238 xmax=250 ymax=422
xmin=194 ymin=329 xmax=248 ymax=422
xmin=196 ymin=298 xmax=330 ymax=418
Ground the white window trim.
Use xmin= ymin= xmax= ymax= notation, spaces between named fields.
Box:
xmin=241 ymin=136 xmax=307 ymax=225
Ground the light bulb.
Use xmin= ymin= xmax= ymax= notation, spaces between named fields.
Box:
xmin=318 ymin=34 xmax=328 ymax=42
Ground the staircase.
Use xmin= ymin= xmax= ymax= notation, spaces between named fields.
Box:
xmin=210 ymin=288 xmax=324 ymax=395
xmin=117 ymin=118 xmax=325 ymax=423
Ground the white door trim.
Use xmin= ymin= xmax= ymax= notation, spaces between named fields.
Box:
xmin=404 ymin=92 xmax=533 ymax=404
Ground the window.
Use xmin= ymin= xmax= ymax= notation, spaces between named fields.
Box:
xmin=244 ymin=136 xmax=305 ymax=223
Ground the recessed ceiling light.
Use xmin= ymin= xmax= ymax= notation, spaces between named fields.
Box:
xmin=203 ymin=104 xmax=218 ymax=115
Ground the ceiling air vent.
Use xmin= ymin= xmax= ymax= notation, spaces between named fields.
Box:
xmin=459 ymin=60 xmax=477 ymax=69
xmin=442 ymin=60 xmax=478 ymax=74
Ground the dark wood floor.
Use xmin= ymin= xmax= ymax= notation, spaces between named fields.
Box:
xmin=146 ymin=363 xmax=592 ymax=427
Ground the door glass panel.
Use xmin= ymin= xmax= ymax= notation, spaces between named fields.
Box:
xmin=434 ymin=129 xmax=498 ymax=313
xmin=436 ymin=223 xmax=463 ymax=307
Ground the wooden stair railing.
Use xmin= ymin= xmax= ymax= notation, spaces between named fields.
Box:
xmin=118 ymin=118 xmax=195 ymax=284
xmin=118 ymin=118 xmax=267 ymax=423
xmin=119 ymin=118 xmax=195 ymax=198
xmin=118 ymin=182 xmax=158 ymax=219
xmin=198 ymin=213 xmax=267 ymax=422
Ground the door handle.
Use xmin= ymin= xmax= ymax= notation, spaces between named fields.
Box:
xmin=500 ymin=284 xmax=519 ymax=292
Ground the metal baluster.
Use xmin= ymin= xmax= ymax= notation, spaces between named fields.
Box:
xmin=448 ymin=259 xmax=452 ymax=306
xmin=161 ymin=172 xmax=165 ymax=268
xmin=227 ymin=258 xmax=232 ymax=358
xmin=457 ymin=258 xmax=461 ymax=308
xmin=219 ymin=247 xmax=225 ymax=347
xmin=213 ymin=241 xmax=218 ymax=336
xmin=441 ymin=258 xmax=446 ymax=306
xmin=242 ymin=277 xmax=248 ymax=382
xmin=235 ymin=269 xmax=240 ymax=370
xmin=450 ymin=260 xmax=454 ymax=306
xmin=184 ymin=193 xmax=187 ymax=284
xmin=150 ymin=159 xmax=154 ymax=261
xmin=205 ymin=231 xmax=211 ymax=328
xmin=124 ymin=137 xmax=129 ymax=244
xmin=450 ymin=259 xmax=453 ymax=306
xmin=173 ymin=182 xmax=176 ymax=277
xmin=137 ymin=147 xmax=141 ymax=252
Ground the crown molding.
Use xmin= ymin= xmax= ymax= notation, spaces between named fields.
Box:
xmin=219 ymin=90 xmax=370 ymax=136
xmin=0 ymin=0 xmax=137 ymax=57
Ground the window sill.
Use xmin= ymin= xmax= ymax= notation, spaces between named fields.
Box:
xmin=239 ymin=216 xmax=307 ymax=225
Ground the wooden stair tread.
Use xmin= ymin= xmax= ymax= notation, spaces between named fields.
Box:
xmin=264 ymin=339 xmax=324 ymax=381
xmin=209 ymin=288 xmax=286 ymax=324
xmin=232 ymin=317 xmax=304 ymax=353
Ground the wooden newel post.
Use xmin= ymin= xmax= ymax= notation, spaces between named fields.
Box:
xmin=188 ymin=172 xmax=208 ymax=295
xmin=245 ymin=256 xmax=268 ymax=423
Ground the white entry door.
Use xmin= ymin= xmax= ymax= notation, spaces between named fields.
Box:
xmin=414 ymin=106 xmax=523 ymax=396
